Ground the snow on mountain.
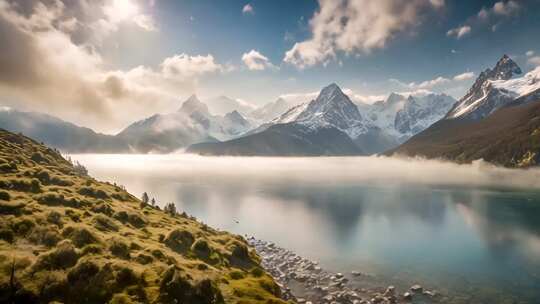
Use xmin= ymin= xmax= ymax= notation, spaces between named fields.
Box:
xmin=446 ymin=55 xmax=522 ymax=120
xmin=204 ymin=95 xmax=256 ymax=116
xmin=293 ymin=83 xmax=370 ymax=138
xmin=250 ymin=98 xmax=297 ymax=122
xmin=361 ymin=92 xmax=456 ymax=140
xmin=491 ymin=66 xmax=540 ymax=100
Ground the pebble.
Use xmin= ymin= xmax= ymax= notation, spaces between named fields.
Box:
xmin=247 ymin=236 xmax=437 ymax=304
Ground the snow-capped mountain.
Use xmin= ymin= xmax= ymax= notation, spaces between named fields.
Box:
xmin=117 ymin=95 xmax=252 ymax=152
xmin=361 ymin=92 xmax=456 ymax=141
xmin=446 ymin=54 xmax=522 ymax=120
xmin=390 ymin=55 xmax=540 ymax=167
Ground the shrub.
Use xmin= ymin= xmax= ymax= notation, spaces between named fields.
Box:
xmin=0 ymin=191 xmax=10 ymax=201
xmin=46 ymin=211 xmax=63 ymax=227
xmin=127 ymin=213 xmax=146 ymax=228
xmin=91 ymin=202 xmax=113 ymax=216
xmin=135 ymin=254 xmax=153 ymax=265
xmin=30 ymin=178 xmax=41 ymax=193
xmin=159 ymin=266 xmax=224 ymax=304
xmin=29 ymin=226 xmax=61 ymax=247
xmin=164 ymin=229 xmax=194 ymax=253
xmin=109 ymin=239 xmax=130 ymax=259
xmin=35 ymin=170 xmax=51 ymax=184
xmin=92 ymin=214 xmax=119 ymax=232
xmin=0 ymin=228 xmax=14 ymax=243
xmin=11 ymin=218 xmax=35 ymax=236
xmin=81 ymin=244 xmax=103 ymax=256
xmin=229 ymin=270 xmax=245 ymax=280
xmin=191 ymin=239 xmax=211 ymax=258
xmin=33 ymin=240 xmax=79 ymax=271
xmin=113 ymin=211 xmax=129 ymax=223
xmin=0 ymin=201 xmax=25 ymax=215
xmin=78 ymin=187 xmax=108 ymax=199
xmin=62 ymin=226 xmax=99 ymax=248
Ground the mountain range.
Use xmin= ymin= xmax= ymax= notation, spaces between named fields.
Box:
xmin=390 ymin=55 xmax=540 ymax=167
xmin=187 ymin=84 xmax=455 ymax=156
xmin=2 ymin=54 xmax=538 ymax=165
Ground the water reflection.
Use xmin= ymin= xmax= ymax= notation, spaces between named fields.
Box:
xmin=73 ymin=154 xmax=540 ymax=303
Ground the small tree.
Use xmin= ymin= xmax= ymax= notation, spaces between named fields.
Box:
xmin=163 ymin=202 xmax=177 ymax=216
xmin=141 ymin=192 xmax=149 ymax=205
xmin=150 ymin=198 xmax=156 ymax=206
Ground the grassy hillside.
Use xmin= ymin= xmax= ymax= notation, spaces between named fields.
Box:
xmin=0 ymin=129 xmax=286 ymax=304
xmin=388 ymin=100 xmax=540 ymax=167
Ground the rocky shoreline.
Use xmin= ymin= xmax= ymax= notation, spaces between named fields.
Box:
xmin=248 ymin=237 xmax=440 ymax=304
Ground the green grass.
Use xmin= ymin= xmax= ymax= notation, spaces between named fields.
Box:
xmin=0 ymin=129 xmax=288 ymax=304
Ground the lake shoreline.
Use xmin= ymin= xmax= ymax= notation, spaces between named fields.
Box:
xmin=247 ymin=237 xmax=439 ymax=304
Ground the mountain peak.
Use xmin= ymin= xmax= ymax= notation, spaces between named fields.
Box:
xmin=493 ymin=54 xmax=521 ymax=80
xmin=179 ymin=94 xmax=209 ymax=115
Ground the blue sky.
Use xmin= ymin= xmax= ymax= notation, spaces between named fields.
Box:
xmin=102 ymin=0 xmax=540 ymax=103
xmin=1 ymin=0 xmax=540 ymax=132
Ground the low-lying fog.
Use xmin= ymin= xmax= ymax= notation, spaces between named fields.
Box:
xmin=72 ymin=154 xmax=540 ymax=190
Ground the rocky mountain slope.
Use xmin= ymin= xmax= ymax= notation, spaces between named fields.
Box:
xmin=445 ymin=54 xmax=522 ymax=120
xmin=390 ymin=56 xmax=540 ymax=167
xmin=0 ymin=129 xmax=286 ymax=303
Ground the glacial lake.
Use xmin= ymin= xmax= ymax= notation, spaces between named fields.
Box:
xmin=72 ymin=154 xmax=540 ymax=303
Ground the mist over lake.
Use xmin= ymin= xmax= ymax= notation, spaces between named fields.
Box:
xmin=72 ymin=154 xmax=540 ymax=303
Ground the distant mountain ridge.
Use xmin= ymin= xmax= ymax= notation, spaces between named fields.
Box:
xmin=0 ymin=107 xmax=130 ymax=153
xmin=0 ymin=95 xmax=253 ymax=153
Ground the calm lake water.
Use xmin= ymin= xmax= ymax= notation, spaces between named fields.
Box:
xmin=72 ymin=154 xmax=540 ymax=303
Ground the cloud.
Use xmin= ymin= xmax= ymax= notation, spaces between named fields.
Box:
xmin=241 ymin=50 xmax=277 ymax=71
xmin=448 ymin=1 xmax=521 ymax=39
xmin=526 ymin=50 xmax=534 ymax=57
xmin=0 ymin=0 xmax=226 ymax=133
xmin=391 ymin=71 xmax=475 ymax=91
xmin=446 ymin=25 xmax=471 ymax=39
xmin=453 ymin=72 xmax=475 ymax=81
xmin=492 ymin=0 xmax=521 ymax=16
xmin=242 ymin=3 xmax=254 ymax=15
xmin=283 ymin=0 xmax=444 ymax=69
xmin=528 ymin=56 xmax=540 ymax=66
xmin=279 ymin=88 xmax=385 ymax=106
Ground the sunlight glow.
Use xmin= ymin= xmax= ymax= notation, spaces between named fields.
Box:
xmin=105 ymin=0 xmax=140 ymax=23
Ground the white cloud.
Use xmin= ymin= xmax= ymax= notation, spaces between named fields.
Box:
xmin=392 ymin=71 xmax=475 ymax=90
xmin=133 ymin=14 xmax=158 ymax=32
xmin=528 ymin=56 xmax=540 ymax=66
xmin=526 ymin=50 xmax=535 ymax=57
xmin=0 ymin=0 xmax=226 ymax=133
xmin=453 ymin=72 xmax=475 ymax=81
xmin=161 ymin=54 xmax=224 ymax=79
xmin=242 ymin=3 xmax=254 ymax=15
xmin=448 ymin=1 xmax=521 ymax=39
xmin=492 ymin=1 xmax=521 ymax=16
xmin=447 ymin=25 xmax=471 ymax=39
xmin=283 ymin=0 xmax=444 ymax=69
xmin=241 ymin=50 xmax=276 ymax=71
